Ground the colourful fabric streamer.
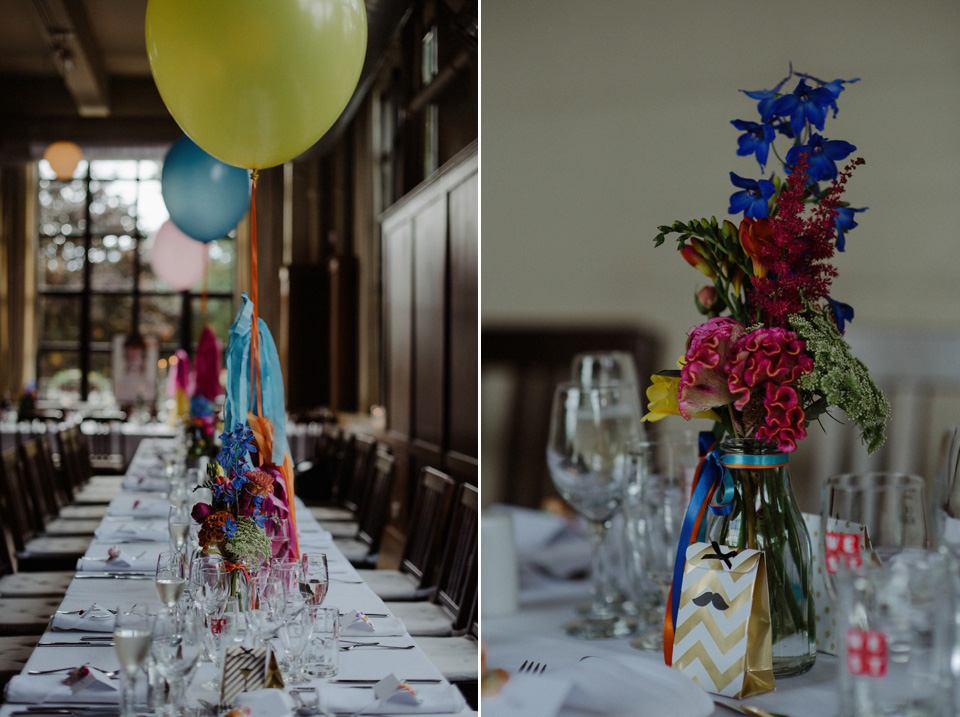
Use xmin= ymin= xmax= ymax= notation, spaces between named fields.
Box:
xmin=194 ymin=325 xmax=222 ymax=401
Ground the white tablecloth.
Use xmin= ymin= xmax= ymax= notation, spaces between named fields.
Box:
xmin=481 ymin=507 xmax=841 ymax=717
xmin=1 ymin=437 xmax=471 ymax=716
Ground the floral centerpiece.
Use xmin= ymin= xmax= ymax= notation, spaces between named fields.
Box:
xmin=645 ymin=67 xmax=889 ymax=676
xmin=191 ymin=423 xmax=293 ymax=601
xmin=185 ymin=395 xmax=218 ymax=460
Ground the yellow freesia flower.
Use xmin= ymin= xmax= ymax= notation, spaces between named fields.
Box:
xmin=641 ymin=373 xmax=721 ymax=422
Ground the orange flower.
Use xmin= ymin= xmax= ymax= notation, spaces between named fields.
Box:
xmin=198 ymin=510 xmax=231 ymax=549
xmin=680 ymin=238 xmax=716 ymax=279
xmin=739 ymin=217 xmax=775 ymax=277
xmin=244 ymin=469 xmax=276 ymax=496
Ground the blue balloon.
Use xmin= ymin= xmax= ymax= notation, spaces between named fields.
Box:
xmin=161 ymin=136 xmax=251 ymax=243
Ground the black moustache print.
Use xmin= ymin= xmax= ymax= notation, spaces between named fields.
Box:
xmin=692 ymin=590 xmax=730 ymax=611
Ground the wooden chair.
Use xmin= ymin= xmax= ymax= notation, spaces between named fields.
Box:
xmin=386 ymin=482 xmax=478 ymax=636
xmin=355 ymin=466 xmax=458 ymax=600
xmin=417 ymin=601 xmax=479 ymax=697
xmin=325 ymin=434 xmax=380 ymax=539
xmin=0 ymin=635 xmax=40 ymax=691
xmin=333 ymin=449 xmax=397 ymax=568
xmin=0 ymin=447 xmax=90 ymax=572
xmin=17 ymin=439 xmax=99 ymax=536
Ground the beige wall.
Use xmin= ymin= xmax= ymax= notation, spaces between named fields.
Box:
xmin=480 ymin=1 xmax=960 ymax=507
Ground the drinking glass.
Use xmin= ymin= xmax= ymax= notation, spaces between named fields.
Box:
xmin=546 ymin=381 xmax=638 ymax=638
xmin=836 ymin=549 xmax=955 ymax=716
xmin=300 ymin=552 xmax=329 ymax=605
xmin=114 ymin=608 xmax=154 ymax=717
xmin=151 ymin=610 xmax=203 ymax=716
xmin=155 ymin=551 xmax=187 ymax=614
xmin=271 ymin=558 xmax=303 ymax=595
xmin=168 ymin=505 xmax=191 ymax=555
xmin=820 ymin=472 xmax=932 ymax=602
xmin=301 ymin=605 xmax=339 ymax=678
xmin=168 ymin=480 xmax=190 ymax=509
xmin=273 ymin=600 xmax=312 ymax=684
xmin=622 ymin=435 xmax=698 ymax=651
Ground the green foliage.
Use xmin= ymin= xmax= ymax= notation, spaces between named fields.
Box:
xmin=789 ymin=303 xmax=890 ymax=454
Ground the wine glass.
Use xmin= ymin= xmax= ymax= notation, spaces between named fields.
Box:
xmin=155 ymin=551 xmax=187 ymax=615
xmin=114 ymin=608 xmax=154 ymax=717
xmin=300 ymin=552 xmax=329 ymax=605
xmin=820 ymin=472 xmax=932 ymax=602
xmin=546 ymin=381 xmax=639 ymax=638
xmin=167 ymin=505 xmax=191 ymax=555
xmin=151 ymin=610 xmax=203 ymax=716
xmin=271 ymin=558 xmax=302 ymax=595
xmin=621 ymin=436 xmax=698 ymax=651
xmin=570 ymin=352 xmax=645 ymax=616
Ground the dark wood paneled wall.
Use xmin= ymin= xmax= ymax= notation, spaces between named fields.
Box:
xmin=380 ymin=141 xmax=477 ymax=555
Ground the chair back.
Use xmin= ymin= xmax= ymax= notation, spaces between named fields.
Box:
xmin=56 ymin=423 xmax=89 ymax=489
xmin=399 ymin=467 xmax=458 ymax=589
xmin=0 ymin=447 xmax=39 ymax=550
xmin=348 ymin=434 xmax=381 ymax=519
xmin=355 ymin=449 xmax=397 ymax=555
xmin=18 ymin=439 xmax=60 ymax=527
xmin=433 ymin=482 xmax=478 ymax=632
xmin=333 ymin=432 xmax=358 ymax=508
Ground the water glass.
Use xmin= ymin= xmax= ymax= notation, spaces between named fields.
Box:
xmin=836 ymin=549 xmax=955 ymax=716
xmin=300 ymin=552 xmax=329 ymax=605
xmin=114 ymin=608 xmax=154 ymax=717
xmin=622 ymin=435 xmax=698 ymax=651
xmin=302 ymin=606 xmax=339 ymax=678
xmin=151 ymin=610 xmax=203 ymax=716
xmin=821 ymin=472 xmax=932 ymax=602
xmin=155 ymin=551 xmax=187 ymax=614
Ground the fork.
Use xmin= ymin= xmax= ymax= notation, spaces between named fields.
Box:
xmin=518 ymin=659 xmax=547 ymax=675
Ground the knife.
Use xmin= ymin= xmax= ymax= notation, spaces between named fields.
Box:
xmin=73 ymin=573 xmax=153 ymax=580
xmin=36 ymin=641 xmax=115 ymax=647
xmin=330 ymin=679 xmax=442 ymax=684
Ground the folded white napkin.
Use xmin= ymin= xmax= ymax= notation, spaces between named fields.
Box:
xmin=233 ymin=688 xmax=295 ymax=717
xmin=341 ymin=614 xmax=406 ymax=637
xmin=317 ymin=684 xmax=465 ymax=715
xmin=94 ymin=519 xmax=168 ymax=543
xmin=77 ymin=549 xmax=158 ymax=573
xmin=108 ymin=495 xmax=170 ymax=518
xmin=501 ymin=505 xmax=591 ymax=579
xmin=51 ymin=604 xmax=116 ymax=632
xmin=5 ymin=670 xmax=145 ymax=705
xmin=121 ymin=474 xmax=170 ymax=492
xmin=482 ymin=653 xmax=712 ymax=717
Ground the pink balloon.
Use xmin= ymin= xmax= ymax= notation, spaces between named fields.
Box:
xmin=149 ymin=219 xmax=210 ymax=291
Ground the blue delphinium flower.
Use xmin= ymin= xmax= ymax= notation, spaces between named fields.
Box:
xmin=826 ymin=297 xmax=855 ymax=334
xmin=771 ymin=79 xmax=837 ymax=135
xmin=834 ymin=206 xmax=867 ymax=251
xmin=251 ymin=509 xmax=267 ymax=530
xmin=822 ymin=77 xmax=860 ymax=118
xmin=741 ymin=88 xmax=778 ymax=123
xmin=728 ymin=173 xmax=775 ymax=219
xmin=211 ymin=480 xmax=237 ymax=502
xmin=785 ymin=134 xmax=856 ymax=182
xmin=731 ymin=120 xmax=777 ymax=169
xmin=223 ymin=517 xmax=238 ymax=540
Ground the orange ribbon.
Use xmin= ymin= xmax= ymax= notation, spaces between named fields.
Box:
xmin=249 ymin=171 xmax=263 ymax=423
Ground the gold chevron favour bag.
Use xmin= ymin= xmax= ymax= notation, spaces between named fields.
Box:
xmin=672 ymin=542 xmax=774 ymax=698
xmin=220 ymin=646 xmax=270 ymax=704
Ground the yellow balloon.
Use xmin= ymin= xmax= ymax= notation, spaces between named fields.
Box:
xmin=146 ymin=0 xmax=367 ymax=170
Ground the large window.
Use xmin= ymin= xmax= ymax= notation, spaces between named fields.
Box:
xmin=36 ymin=155 xmax=236 ymax=407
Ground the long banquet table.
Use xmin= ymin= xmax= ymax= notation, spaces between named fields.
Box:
xmin=1 ymin=437 xmax=473 ymax=716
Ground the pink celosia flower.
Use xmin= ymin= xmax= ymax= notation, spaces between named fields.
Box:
xmin=725 ymin=327 xmax=813 ymax=411
xmin=756 ymin=383 xmax=807 ymax=452
xmin=678 ymin=317 xmax=746 ymax=419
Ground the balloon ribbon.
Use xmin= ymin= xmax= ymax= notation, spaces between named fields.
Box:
xmin=248 ymin=170 xmax=263 ymax=439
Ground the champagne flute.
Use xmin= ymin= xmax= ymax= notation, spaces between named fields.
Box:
xmin=300 ymin=553 xmax=329 ymax=605
xmin=114 ymin=608 xmax=154 ymax=717
xmin=155 ymin=551 xmax=186 ymax=614
xmin=546 ymin=381 xmax=638 ymax=638
xmin=168 ymin=505 xmax=191 ymax=555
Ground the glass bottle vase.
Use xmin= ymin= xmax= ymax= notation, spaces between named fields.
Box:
xmin=708 ymin=438 xmax=816 ymax=677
